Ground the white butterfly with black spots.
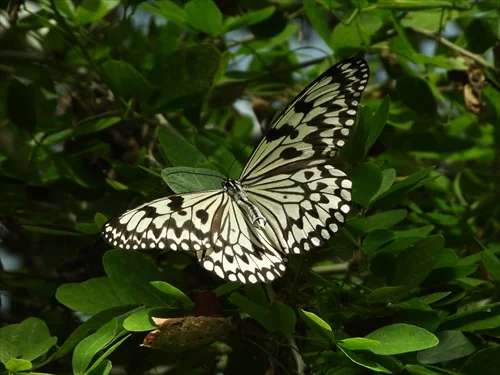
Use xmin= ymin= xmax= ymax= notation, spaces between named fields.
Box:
xmin=102 ymin=57 xmax=369 ymax=284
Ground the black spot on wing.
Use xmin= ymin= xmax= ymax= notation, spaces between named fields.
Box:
xmin=196 ymin=209 xmax=209 ymax=224
xmin=266 ymin=124 xmax=295 ymax=141
xmin=280 ymin=147 xmax=302 ymax=160
xmin=168 ymin=195 xmax=184 ymax=211
xmin=304 ymin=171 xmax=314 ymax=180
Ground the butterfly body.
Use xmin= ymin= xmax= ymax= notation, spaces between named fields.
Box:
xmin=102 ymin=57 xmax=370 ymax=284
xmin=223 ymin=179 xmax=267 ymax=229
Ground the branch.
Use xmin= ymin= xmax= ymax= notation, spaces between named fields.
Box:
xmin=410 ymin=26 xmax=500 ymax=72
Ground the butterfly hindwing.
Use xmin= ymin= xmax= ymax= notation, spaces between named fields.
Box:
xmin=246 ymin=163 xmax=352 ymax=255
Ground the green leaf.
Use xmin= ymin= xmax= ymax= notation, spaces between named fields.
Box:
xmin=229 ymin=293 xmax=275 ymax=332
xmin=352 ymin=162 xmax=383 ymax=207
xmin=140 ymin=1 xmax=188 ymax=29
xmin=148 ymin=44 xmax=220 ymax=111
xmin=338 ymin=346 xmax=395 ymax=373
xmin=75 ymin=0 xmax=119 ymax=24
xmin=184 ymin=0 xmax=222 ymax=36
xmin=56 ymin=277 xmax=139 ymax=314
xmin=299 ymin=309 xmax=334 ymax=342
xmin=213 ymin=282 xmax=241 ymax=297
xmin=0 ymin=339 xmax=18 ymax=365
xmin=223 ymin=7 xmax=275 ymax=33
xmin=88 ymin=359 xmax=112 ymax=375
xmin=342 ymin=105 xmax=367 ymax=164
xmin=390 ymin=235 xmax=445 ymax=290
xmin=72 ymin=318 xmax=118 ymax=375
xmin=85 ymin=334 xmax=130 ymax=374
xmin=94 ymin=213 xmax=108 ymax=230
xmin=0 ymin=318 xmax=57 ymax=362
xmin=150 ymin=281 xmax=194 ymax=309
xmin=303 ymin=0 xmax=331 ymax=45
xmin=396 ymin=77 xmax=436 ymax=116
xmin=419 ymin=292 xmax=452 ymax=305
xmin=123 ymin=308 xmax=159 ymax=332
xmin=363 ymin=230 xmax=394 ymax=254
xmin=365 ymin=96 xmax=389 ymax=154
xmin=350 ymin=209 xmax=407 ymax=233
xmin=372 ymin=167 xmax=435 ymax=203
xmin=101 ymin=60 xmax=154 ymax=100
xmin=53 ymin=0 xmax=76 ymax=20
xmin=40 ymin=306 xmax=133 ymax=366
xmin=157 ymin=127 xmax=208 ymax=168
xmin=271 ymin=302 xmax=296 ymax=336
xmin=460 ymin=346 xmax=500 ymax=375
xmin=417 ymin=331 xmax=476 ymax=364
xmin=161 ymin=167 xmax=224 ymax=194
xmin=481 ymin=253 xmax=500 ymax=281
xmin=367 ymin=286 xmax=409 ymax=304
xmin=340 ymin=338 xmax=381 ymax=351
xmin=365 ymin=324 xmax=438 ymax=355
xmin=73 ymin=117 xmax=121 ymax=138
xmin=103 ymin=250 xmax=172 ymax=308
xmin=5 ymin=358 xmax=32 ymax=372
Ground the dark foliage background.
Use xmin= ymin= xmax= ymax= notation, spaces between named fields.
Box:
xmin=1 ymin=0 xmax=500 ymax=374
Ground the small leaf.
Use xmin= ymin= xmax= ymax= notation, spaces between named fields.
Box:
xmin=53 ymin=0 xmax=76 ymax=20
xmin=371 ymin=169 xmax=396 ymax=202
xmin=101 ymin=61 xmax=154 ymax=100
xmin=299 ymin=309 xmax=334 ymax=342
xmin=213 ymin=282 xmax=241 ymax=297
xmin=5 ymin=358 xmax=32 ymax=372
xmin=350 ymin=209 xmax=407 ymax=233
xmin=271 ymin=302 xmax=296 ymax=336
xmin=229 ymin=293 xmax=275 ymax=332
xmin=75 ymin=0 xmax=119 ymax=24
xmin=223 ymin=7 xmax=275 ymax=33
xmin=157 ymin=127 xmax=208 ymax=168
xmin=0 ymin=318 xmax=56 ymax=362
xmin=94 ymin=213 xmax=108 ymax=230
xmin=365 ymin=96 xmax=389 ymax=154
xmin=150 ymin=281 xmax=195 ymax=309
xmin=367 ymin=286 xmax=408 ymax=304
xmin=140 ymin=1 xmax=188 ymax=29
xmin=338 ymin=346 xmax=396 ymax=373
xmin=460 ymin=346 xmax=500 ymax=375
xmin=352 ymin=162 xmax=383 ymax=207
xmin=372 ymin=167 xmax=435 ymax=203
xmin=103 ymin=250 xmax=172 ymax=308
xmin=184 ymin=0 xmax=222 ymax=36
xmin=365 ymin=323 xmax=438 ymax=355
xmin=72 ymin=318 xmax=118 ymax=375
xmin=56 ymin=277 xmax=138 ymax=314
xmin=123 ymin=308 xmax=161 ymax=332
xmin=303 ymin=0 xmax=331 ymax=45
xmin=341 ymin=338 xmax=381 ymax=351
xmin=88 ymin=359 xmax=112 ymax=375
xmin=390 ymin=235 xmax=445 ymax=290
xmin=417 ymin=331 xmax=476 ymax=364
xmin=481 ymin=253 xmax=500 ymax=281
xmin=396 ymin=77 xmax=436 ymax=116
xmin=161 ymin=167 xmax=224 ymax=194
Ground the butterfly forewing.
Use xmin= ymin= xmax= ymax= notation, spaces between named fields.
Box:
xmin=240 ymin=57 xmax=369 ymax=184
xmin=102 ymin=57 xmax=369 ymax=284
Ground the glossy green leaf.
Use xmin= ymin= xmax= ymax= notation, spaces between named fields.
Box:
xmin=299 ymin=309 xmax=334 ymax=342
xmin=390 ymin=235 xmax=444 ymax=290
xmin=229 ymin=293 xmax=275 ymax=332
xmin=460 ymin=346 xmax=500 ymax=375
xmin=271 ymin=302 xmax=296 ymax=336
xmin=5 ymin=358 xmax=32 ymax=372
xmin=340 ymin=338 xmax=380 ymax=351
xmin=223 ymin=7 xmax=275 ymax=33
xmin=185 ymin=0 xmax=222 ymax=36
xmin=417 ymin=331 xmax=476 ymax=364
xmin=157 ymin=127 xmax=208 ymax=168
xmin=103 ymin=250 xmax=171 ymax=308
xmin=352 ymin=162 xmax=383 ymax=207
xmin=303 ymin=0 xmax=331 ymax=45
xmin=150 ymin=281 xmax=194 ymax=309
xmin=365 ymin=324 xmax=438 ymax=355
xmin=365 ymin=96 xmax=389 ymax=154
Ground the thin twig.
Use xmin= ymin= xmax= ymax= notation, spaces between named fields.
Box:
xmin=410 ymin=26 xmax=500 ymax=72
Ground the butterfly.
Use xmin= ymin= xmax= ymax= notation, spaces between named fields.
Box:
xmin=102 ymin=57 xmax=369 ymax=284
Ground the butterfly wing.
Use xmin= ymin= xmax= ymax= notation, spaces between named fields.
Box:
xmin=102 ymin=191 xmax=226 ymax=251
xmin=240 ymin=57 xmax=368 ymax=253
xmin=102 ymin=190 xmax=285 ymax=283
xmin=246 ymin=163 xmax=351 ymax=254
xmin=199 ymin=194 xmax=286 ymax=284
xmin=240 ymin=57 xmax=369 ymax=184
